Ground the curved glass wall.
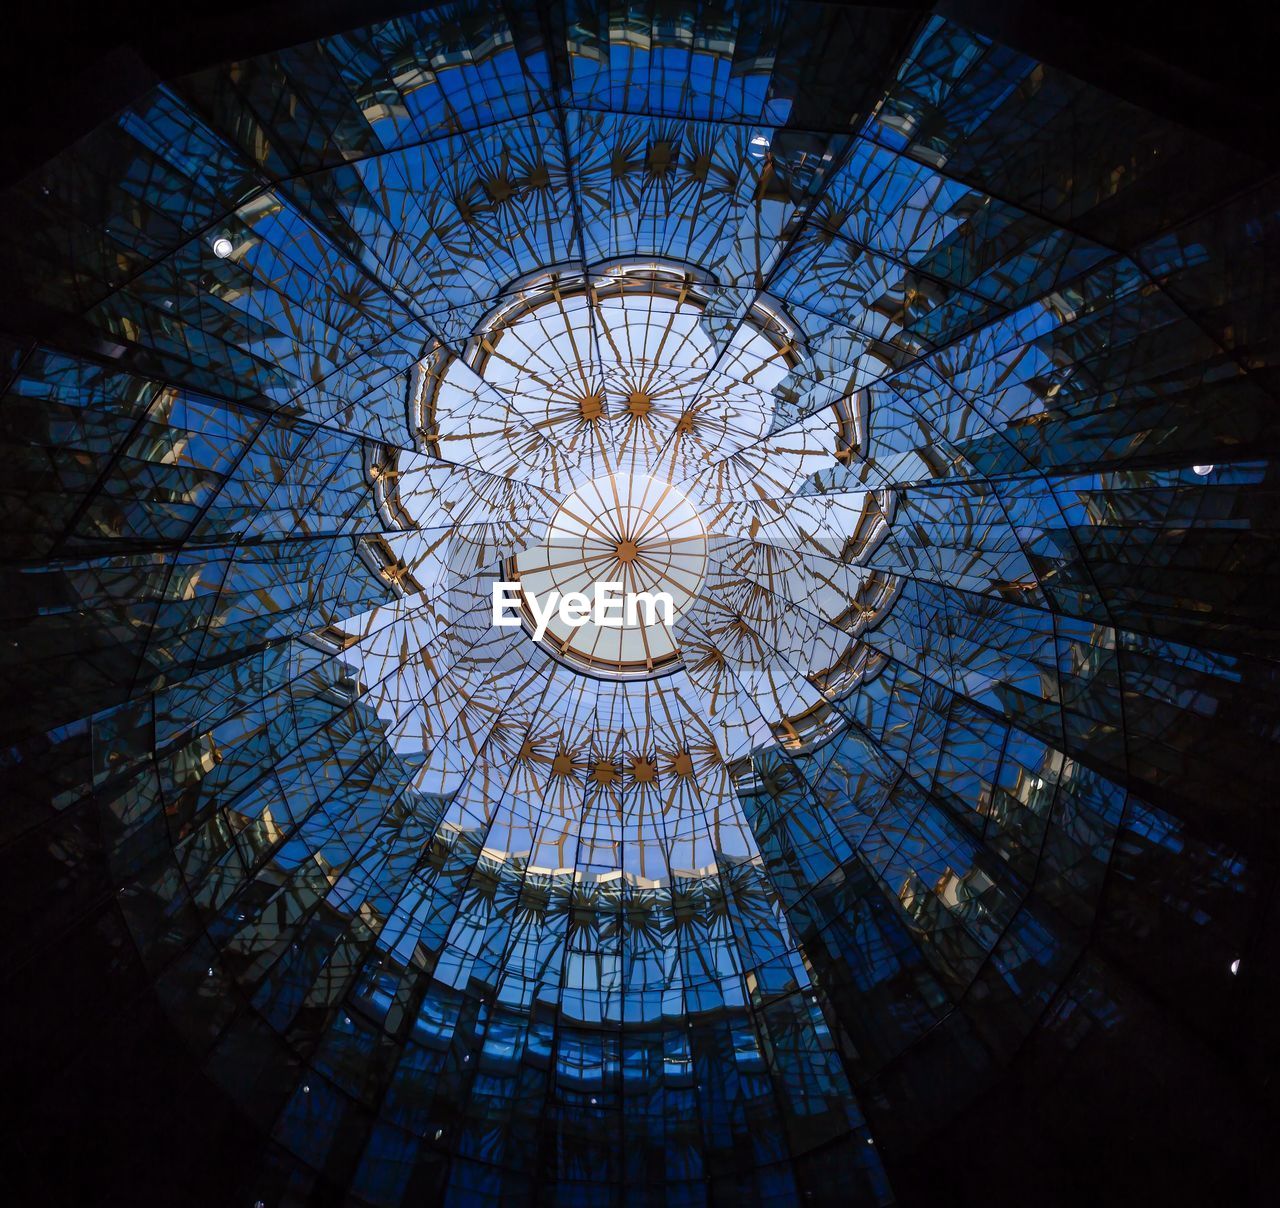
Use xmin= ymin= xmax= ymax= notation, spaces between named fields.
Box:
xmin=1 ymin=3 xmax=1277 ymax=1206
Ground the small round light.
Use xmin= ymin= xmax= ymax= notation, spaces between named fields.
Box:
xmin=212 ymin=236 xmax=234 ymax=259
xmin=1193 ymin=464 xmax=1214 ymax=476
xmin=1230 ymin=958 xmax=1241 ymax=975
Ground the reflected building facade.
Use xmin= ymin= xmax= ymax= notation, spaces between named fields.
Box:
xmin=1 ymin=3 xmax=1277 ymax=1205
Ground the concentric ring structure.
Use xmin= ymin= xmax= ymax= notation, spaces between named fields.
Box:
xmin=2 ymin=4 xmax=1278 ymax=1206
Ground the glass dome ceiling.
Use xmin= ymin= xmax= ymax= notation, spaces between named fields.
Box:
xmin=507 ymin=471 xmax=708 ymax=676
xmin=2 ymin=3 xmax=1277 ymax=1206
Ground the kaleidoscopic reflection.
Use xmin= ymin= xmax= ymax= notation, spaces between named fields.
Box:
xmin=2 ymin=2 xmax=1276 ymax=1205
xmin=509 ymin=472 xmax=708 ymax=676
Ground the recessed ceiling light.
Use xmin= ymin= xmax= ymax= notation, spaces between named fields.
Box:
xmin=212 ymin=236 xmax=234 ymax=259
xmin=1193 ymin=464 xmax=1214 ymax=476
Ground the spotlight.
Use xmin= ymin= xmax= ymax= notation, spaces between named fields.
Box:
xmin=1193 ymin=464 xmax=1214 ymax=476
xmin=212 ymin=236 xmax=234 ymax=259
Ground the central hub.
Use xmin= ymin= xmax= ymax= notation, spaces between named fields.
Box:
xmin=509 ymin=474 xmax=707 ymax=678
xmin=624 ymin=390 xmax=653 ymax=417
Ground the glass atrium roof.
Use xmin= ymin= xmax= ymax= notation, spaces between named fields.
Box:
xmin=2 ymin=2 xmax=1277 ymax=1205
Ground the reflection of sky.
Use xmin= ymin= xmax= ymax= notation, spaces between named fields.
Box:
xmin=25 ymin=14 xmax=1243 ymax=1194
xmin=515 ymin=473 xmax=707 ymax=672
xmin=324 ymin=253 xmax=907 ymax=880
xmin=121 ymin=24 xmax=1113 ymax=895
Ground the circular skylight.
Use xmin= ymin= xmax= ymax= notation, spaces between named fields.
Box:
xmin=510 ymin=473 xmax=707 ymax=677
xmin=406 ymin=261 xmax=798 ymax=483
xmin=361 ymin=257 xmax=905 ymax=811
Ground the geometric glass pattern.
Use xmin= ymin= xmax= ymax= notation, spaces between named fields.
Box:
xmin=1 ymin=4 xmax=1276 ymax=1206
